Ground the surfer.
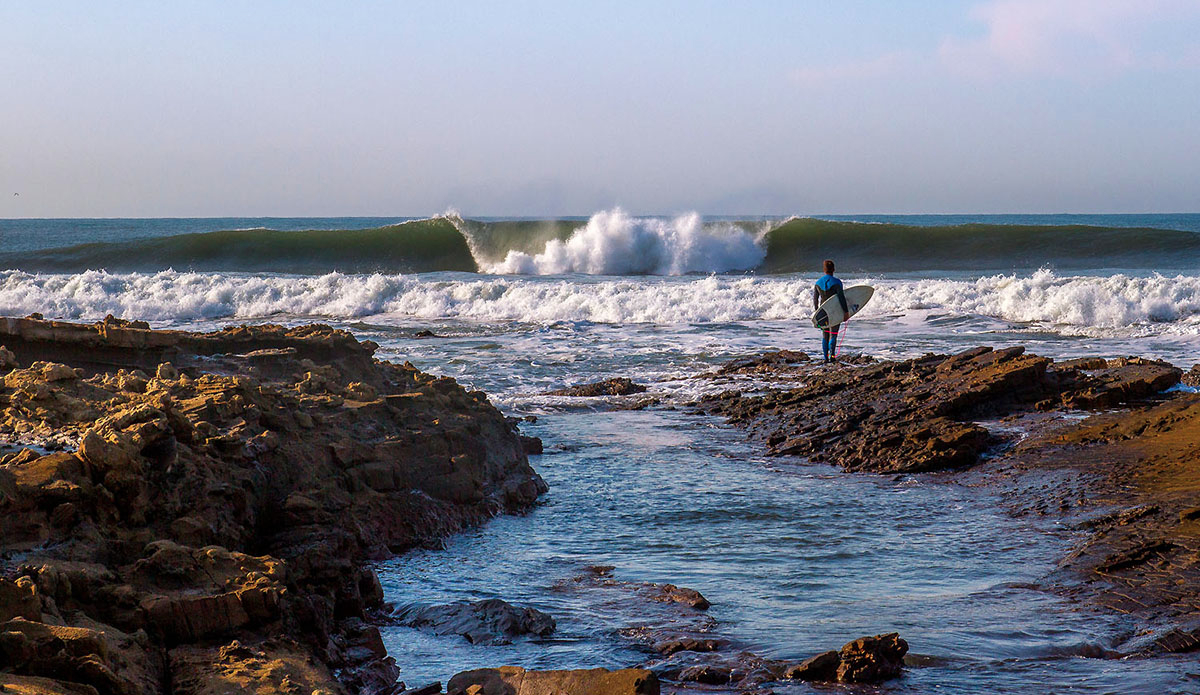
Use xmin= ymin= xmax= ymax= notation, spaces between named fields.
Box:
xmin=813 ymin=259 xmax=849 ymax=363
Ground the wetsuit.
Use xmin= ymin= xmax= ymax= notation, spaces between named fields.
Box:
xmin=813 ymin=274 xmax=849 ymax=361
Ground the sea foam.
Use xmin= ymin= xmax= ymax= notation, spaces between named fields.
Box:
xmin=1 ymin=269 xmax=1197 ymax=334
xmin=481 ymin=209 xmax=766 ymax=275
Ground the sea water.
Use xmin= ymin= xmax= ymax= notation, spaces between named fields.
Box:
xmin=1 ymin=213 xmax=1198 ymax=692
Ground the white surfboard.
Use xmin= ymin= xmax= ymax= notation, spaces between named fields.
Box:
xmin=811 ymin=285 xmax=874 ymax=329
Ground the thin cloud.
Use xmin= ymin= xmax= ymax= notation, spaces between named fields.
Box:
xmin=939 ymin=0 xmax=1200 ymax=77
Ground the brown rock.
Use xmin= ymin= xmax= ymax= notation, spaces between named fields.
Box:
xmin=0 ymin=578 xmax=41 ymax=622
xmin=836 ymin=632 xmax=908 ymax=683
xmin=784 ymin=650 xmax=840 ymax=681
xmin=547 ymin=378 xmax=647 ymax=397
xmin=677 ymin=664 xmax=731 ymax=684
xmin=652 ymin=584 xmax=710 ymax=610
xmin=395 ymin=599 xmax=555 ymax=645
xmin=654 ymin=637 xmax=723 ymax=655
xmin=447 ymin=666 xmax=659 ymax=695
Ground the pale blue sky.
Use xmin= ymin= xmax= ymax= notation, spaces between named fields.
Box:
xmin=3 ymin=1 xmax=1199 ymax=217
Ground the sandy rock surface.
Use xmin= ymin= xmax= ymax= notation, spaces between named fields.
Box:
xmin=0 ymin=317 xmax=546 ymax=695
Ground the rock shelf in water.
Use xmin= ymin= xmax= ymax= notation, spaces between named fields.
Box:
xmin=0 ymin=316 xmax=546 ymax=694
xmin=698 ymin=345 xmax=1200 ymax=658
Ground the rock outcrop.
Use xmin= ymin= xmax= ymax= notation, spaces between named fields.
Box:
xmin=784 ymin=633 xmax=908 ymax=683
xmin=447 ymin=666 xmax=659 ymax=695
xmin=394 ymin=599 xmax=556 ymax=645
xmin=697 ymin=346 xmax=1181 ymax=473
xmin=547 ymin=378 xmax=647 ymax=397
xmin=0 ymin=317 xmax=547 ymax=694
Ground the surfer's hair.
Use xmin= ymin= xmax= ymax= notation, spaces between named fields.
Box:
xmin=823 ymin=259 xmax=835 ymax=274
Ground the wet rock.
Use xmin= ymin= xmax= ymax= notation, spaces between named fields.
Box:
xmin=1154 ymin=628 xmax=1200 ymax=654
xmin=1094 ymin=539 xmax=1177 ymax=573
xmin=783 ymin=633 xmax=908 ymax=684
xmin=784 ymin=650 xmax=840 ymax=681
xmin=650 ymin=584 xmax=710 ymax=610
xmin=654 ymin=637 xmax=723 ymax=655
xmin=414 ymin=329 xmax=440 ymax=338
xmin=715 ymin=350 xmax=810 ymax=376
xmin=1060 ymin=362 xmax=1182 ymax=409
xmin=1183 ymin=364 xmax=1200 ymax=388
xmin=447 ymin=666 xmax=659 ymax=695
xmin=520 ymin=435 xmax=543 ymax=455
xmin=395 ymin=599 xmax=556 ymax=645
xmin=836 ymin=633 xmax=908 ymax=683
xmin=698 ymin=346 xmax=1185 ymax=474
xmin=547 ymin=378 xmax=648 ymax=397
xmin=677 ymin=664 xmax=731 ymax=684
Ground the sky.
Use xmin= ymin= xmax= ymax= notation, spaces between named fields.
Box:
xmin=2 ymin=1 xmax=1200 ymax=217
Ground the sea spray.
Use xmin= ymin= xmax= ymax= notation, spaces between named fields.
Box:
xmin=481 ymin=209 xmax=767 ymax=275
xmin=2 ymin=269 xmax=1197 ymax=332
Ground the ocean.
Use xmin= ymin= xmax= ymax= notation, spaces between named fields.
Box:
xmin=2 ymin=212 xmax=1198 ymax=692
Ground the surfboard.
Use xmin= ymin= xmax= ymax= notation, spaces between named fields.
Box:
xmin=811 ymin=285 xmax=874 ymax=329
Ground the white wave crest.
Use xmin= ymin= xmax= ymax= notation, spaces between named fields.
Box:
xmin=0 ymin=269 xmax=1196 ymax=333
xmin=482 ymin=208 xmax=766 ymax=275
xmin=870 ymin=269 xmax=1200 ymax=328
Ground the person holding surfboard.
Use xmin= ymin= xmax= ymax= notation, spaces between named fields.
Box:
xmin=813 ymin=259 xmax=850 ymax=362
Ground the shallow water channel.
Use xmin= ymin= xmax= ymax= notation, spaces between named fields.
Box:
xmin=377 ymin=402 xmax=1196 ymax=693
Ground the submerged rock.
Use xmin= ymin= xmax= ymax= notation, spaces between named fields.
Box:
xmin=547 ymin=378 xmax=648 ymax=397
xmin=785 ymin=633 xmax=908 ymax=684
xmin=395 ymin=599 xmax=556 ymax=645
xmin=447 ymin=666 xmax=659 ymax=695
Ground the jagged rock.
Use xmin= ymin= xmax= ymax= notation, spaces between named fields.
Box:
xmin=784 ymin=633 xmax=908 ymax=684
xmin=547 ymin=378 xmax=647 ymax=397
xmin=0 ymin=345 xmax=16 ymax=369
xmin=698 ymin=346 xmax=1183 ymax=474
xmin=520 ymin=435 xmax=543 ymax=455
xmin=395 ymin=599 xmax=555 ymax=645
xmin=654 ymin=637 xmax=723 ymax=655
xmin=169 ymin=639 xmax=353 ymax=695
xmin=0 ymin=577 xmax=41 ymax=622
xmin=677 ymin=664 xmax=731 ymax=684
xmin=836 ymin=633 xmax=908 ymax=683
xmin=651 ymin=584 xmax=710 ymax=610
xmin=447 ymin=666 xmax=659 ymax=695
xmin=1182 ymin=364 xmax=1200 ymax=388
xmin=715 ymin=349 xmax=811 ymax=376
xmin=784 ymin=650 xmax=840 ymax=681
xmin=0 ymin=318 xmax=547 ymax=694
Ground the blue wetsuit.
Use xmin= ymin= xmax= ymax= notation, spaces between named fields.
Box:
xmin=813 ymin=274 xmax=849 ymax=361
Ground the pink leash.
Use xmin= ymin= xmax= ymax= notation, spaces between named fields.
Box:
xmin=835 ymin=318 xmax=849 ymax=358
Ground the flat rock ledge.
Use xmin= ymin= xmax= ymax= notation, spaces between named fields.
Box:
xmin=394 ymin=599 xmax=555 ymax=645
xmin=447 ymin=666 xmax=659 ymax=695
xmin=697 ymin=346 xmax=1182 ymax=473
xmin=0 ymin=317 xmax=546 ymax=695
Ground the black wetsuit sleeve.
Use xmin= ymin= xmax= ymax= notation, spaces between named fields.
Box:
xmin=813 ymin=285 xmax=820 ymax=310
xmin=836 ymin=284 xmax=849 ymax=315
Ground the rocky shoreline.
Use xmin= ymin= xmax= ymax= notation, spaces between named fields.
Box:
xmin=696 ymin=346 xmax=1200 ymax=656
xmin=0 ymin=316 xmax=546 ymax=694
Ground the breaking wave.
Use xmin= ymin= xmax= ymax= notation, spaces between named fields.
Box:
xmin=1 ymin=269 xmax=1196 ymax=332
xmin=3 ymin=211 xmax=1199 ymax=276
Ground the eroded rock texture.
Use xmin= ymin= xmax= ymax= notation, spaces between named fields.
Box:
xmin=697 ymin=346 xmax=1180 ymax=473
xmin=0 ymin=317 xmax=546 ymax=694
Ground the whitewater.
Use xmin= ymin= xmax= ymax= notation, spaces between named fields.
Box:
xmin=1 ymin=268 xmax=1198 ymax=333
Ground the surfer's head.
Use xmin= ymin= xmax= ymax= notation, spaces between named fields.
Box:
xmin=823 ymin=259 xmax=835 ymax=274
